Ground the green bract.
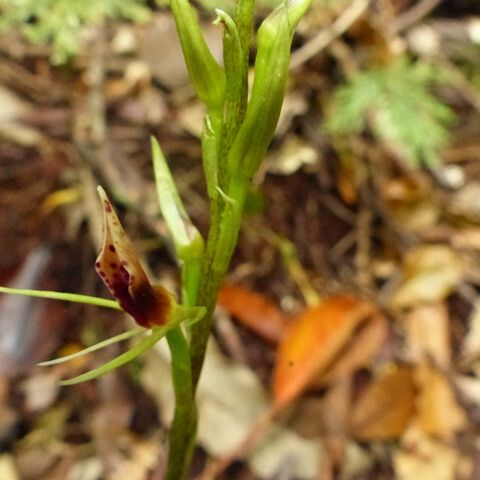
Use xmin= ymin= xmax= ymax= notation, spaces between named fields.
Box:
xmin=151 ymin=137 xmax=204 ymax=263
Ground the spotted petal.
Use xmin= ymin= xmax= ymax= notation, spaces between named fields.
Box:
xmin=95 ymin=187 xmax=173 ymax=328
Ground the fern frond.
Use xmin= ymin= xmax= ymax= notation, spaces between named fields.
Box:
xmin=325 ymin=58 xmax=454 ymax=167
xmin=0 ymin=0 xmax=150 ymax=63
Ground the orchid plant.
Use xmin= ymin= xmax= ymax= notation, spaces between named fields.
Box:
xmin=0 ymin=0 xmax=311 ymax=477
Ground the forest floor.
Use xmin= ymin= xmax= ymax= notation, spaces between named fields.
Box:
xmin=1 ymin=1 xmax=480 ymax=479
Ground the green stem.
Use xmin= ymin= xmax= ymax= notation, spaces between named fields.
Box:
xmin=190 ymin=175 xmax=249 ymax=389
xmin=181 ymin=258 xmax=202 ymax=309
xmin=165 ymin=327 xmax=197 ymax=480
xmin=165 ymin=245 xmax=203 ymax=479
xmin=186 ymin=0 xmax=254 ymax=391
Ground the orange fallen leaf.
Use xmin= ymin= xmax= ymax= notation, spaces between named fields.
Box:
xmin=350 ymin=365 xmax=416 ymax=441
xmin=217 ymin=283 xmax=290 ymax=344
xmin=273 ymin=295 xmax=375 ymax=408
xmin=318 ymin=312 xmax=389 ymax=386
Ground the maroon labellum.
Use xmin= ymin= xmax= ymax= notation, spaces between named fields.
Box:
xmin=96 ymin=187 xmax=173 ymax=328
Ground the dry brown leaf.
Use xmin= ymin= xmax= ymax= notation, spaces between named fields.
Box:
xmin=340 ymin=442 xmax=375 ymax=480
xmin=454 ymin=373 xmax=480 ymax=405
xmin=382 ymin=177 xmax=440 ymax=233
xmin=264 ymin=135 xmax=317 ymax=175
xmin=67 ymin=458 xmax=103 ymax=480
xmin=403 ymin=303 xmax=451 ymax=369
xmin=273 ymin=295 xmax=376 ymax=407
xmin=391 ymin=245 xmax=463 ymax=308
xmin=394 ymin=425 xmax=463 ymax=480
xmin=415 ymin=365 xmax=467 ymax=439
xmin=0 ymin=455 xmax=19 ymax=480
xmin=217 ymin=283 xmax=290 ymax=344
xmin=109 ymin=438 xmax=161 ymax=480
xmin=450 ymin=182 xmax=480 ymax=222
xmin=349 ymin=365 xmax=416 ymax=441
xmin=144 ymin=340 xmax=323 ymax=479
xmin=461 ymin=299 xmax=480 ymax=365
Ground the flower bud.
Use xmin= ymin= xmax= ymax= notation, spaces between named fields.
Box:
xmin=225 ymin=0 xmax=312 ymax=179
xmin=227 ymin=8 xmax=291 ymax=178
xmin=170 ymin=0 xmax=226 ymax=111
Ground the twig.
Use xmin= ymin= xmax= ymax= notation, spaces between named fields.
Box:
xmin=290 ymin=0 xmax=371 ymax=70
xmin=354 ymin=201 xmax=373 ymax=292
xmin=389 ymin=0 xmax=443 ymax=34
xmin=436 ymin=57 xmax=480 ymax=114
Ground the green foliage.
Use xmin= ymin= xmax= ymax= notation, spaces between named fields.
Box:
xmin=325 ymin=58 xmax=454 ymax=167
xmin=0 ymin=0 xmax=150 ymax=63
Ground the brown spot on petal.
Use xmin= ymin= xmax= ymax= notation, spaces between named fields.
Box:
xmin=109 ymin=245 xmax=116 ymax=253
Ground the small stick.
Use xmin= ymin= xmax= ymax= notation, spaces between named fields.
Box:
xmin=290 ymin=0 xmax=370 ymax=70
xmin=389 ymin=0 xmax=443 ymax=34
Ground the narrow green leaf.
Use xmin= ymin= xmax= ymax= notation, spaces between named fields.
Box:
xmin=0 ymin=286 xmax=120 ymax=310
xmin=60 ymin=303 xmax=205 ymax=385
xmin=38 ymin=328 xmax=143 ymax=366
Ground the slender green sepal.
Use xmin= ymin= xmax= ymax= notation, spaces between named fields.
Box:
xmin=38 ymin=328 xmax=143 ymax=366
xmin=170 ymin=0 xmax=225 ymax=111
xmin=60 ymin=326 xmax=168 ymax=385
xmin=60 ymin=304 xmax=205 ymax=385
xmin=0 ymin=286 xmax=120 ymax=310
xmin=151 ymin=136 xmax=204 ymax=263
